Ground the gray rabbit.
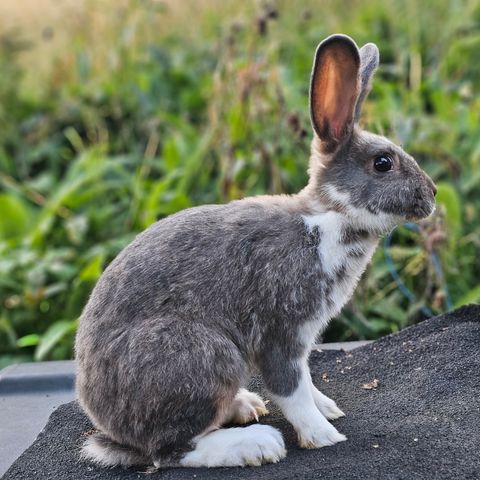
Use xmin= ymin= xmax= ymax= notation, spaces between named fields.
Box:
xmin=76 ymin=34 xmax=436 ymax=469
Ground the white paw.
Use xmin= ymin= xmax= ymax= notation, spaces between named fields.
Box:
xmin=226 ymin=388 xmax=269 ymax=425
xmin=296 ymin=413 xmax=347 ymax=449
xmin=319 ymin=400 xmax=345 ymax=421
xmin=312 ymin=388 xmax=345 ymax=420
xmin=181 ymin=424 xmax=286 ymax=468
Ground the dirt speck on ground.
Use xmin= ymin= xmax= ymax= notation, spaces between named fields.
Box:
xmin=361 ymin=378 xmax=379 ymax=390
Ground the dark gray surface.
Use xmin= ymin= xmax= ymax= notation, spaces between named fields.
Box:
xmin=0 ymin=343 xmax=364 ymax=477
xmin=3 ymin=305 xmax=480 ymax=479
xmin=0 ymin=361 xmax=76 ymax=478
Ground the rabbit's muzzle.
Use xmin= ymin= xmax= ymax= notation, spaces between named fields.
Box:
xmin=407 ymin=173 xmax=437 ymax=220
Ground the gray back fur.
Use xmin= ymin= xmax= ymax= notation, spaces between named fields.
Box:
xmin=76 ymin=199 xmax=335 ymax=455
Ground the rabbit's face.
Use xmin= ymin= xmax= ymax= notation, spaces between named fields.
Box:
xmin=315 ymin=129 xmax=436 ymax=228
xmin=307 ymin=35 xmax=436 ymax=232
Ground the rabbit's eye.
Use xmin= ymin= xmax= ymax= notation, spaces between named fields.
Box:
xmin=373 ymin=155 xmax=393 ymax=172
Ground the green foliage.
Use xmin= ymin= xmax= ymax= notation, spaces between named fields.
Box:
xmin=1 ymin=0 xmax=480 ymax=364
xmin=0 ymin=193 xmax=31 ymax=239
xmin=436 ymin=183 xmax=461 ymax=236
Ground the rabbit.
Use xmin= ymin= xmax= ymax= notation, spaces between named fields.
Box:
xmin=75 ymin=33 xmax=436 ymax=469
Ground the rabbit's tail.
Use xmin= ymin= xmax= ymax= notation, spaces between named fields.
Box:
xmin=81 ymin=432 xmax=151 ymax=468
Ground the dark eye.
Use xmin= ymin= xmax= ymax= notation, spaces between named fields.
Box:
xmin=373 ymin=154 xmax=393 ymax=172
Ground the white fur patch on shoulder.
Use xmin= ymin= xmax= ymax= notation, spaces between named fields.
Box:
xmin=301 ymin=207 xmax=378 ymax=343
xmin=180 ymin=424 xmax=286 ymax=468
xmin=307 ymin=210 xmax=344 ymax=275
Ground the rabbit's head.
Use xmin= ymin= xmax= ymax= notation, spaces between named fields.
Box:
xmin=305 ymin=35 xmax=436 ymax=233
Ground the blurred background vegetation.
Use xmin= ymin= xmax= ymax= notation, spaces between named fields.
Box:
xmin=0 ymin=0 xmax=479 ymax=367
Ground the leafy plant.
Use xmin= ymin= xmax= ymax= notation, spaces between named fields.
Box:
xmin=1 ymin=0 xmax=480 ymax=364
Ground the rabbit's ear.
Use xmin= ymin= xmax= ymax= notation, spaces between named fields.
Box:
xmin=310 ymin=34 xmax=361 ymax=149
xmin=354 ymin=43 xmax=380 ymax=121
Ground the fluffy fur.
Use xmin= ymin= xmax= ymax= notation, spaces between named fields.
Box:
xmin=75 ymin=34 xmax=436 ymax=469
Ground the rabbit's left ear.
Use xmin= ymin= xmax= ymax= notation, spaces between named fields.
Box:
xmin=354 ymin=43 xmax=380 ymax=121
xmin=310 ymin=34 xmax=361 ymax=150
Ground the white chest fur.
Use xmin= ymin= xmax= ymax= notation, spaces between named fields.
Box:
xmin=299 ymin=211 xmax=378 ymax=349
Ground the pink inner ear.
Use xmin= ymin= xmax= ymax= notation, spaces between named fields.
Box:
xmin=329 ymin=93 xmax=356 ymax=139
xmin=330 ymin=115 xmax=346 ymax=139
xmin=311 ymin=43 xmax=360 ymax=143
xmin=330 ymin=119 xmax=343 ymax=139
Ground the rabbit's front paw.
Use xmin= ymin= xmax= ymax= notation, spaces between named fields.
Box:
xmin=226 ymin=389 xmax=269 ymax=425
xmin=297 ymin=415 xmax=347 ymax=449
xmin=311 ymin=387 xmax=345 ymax=420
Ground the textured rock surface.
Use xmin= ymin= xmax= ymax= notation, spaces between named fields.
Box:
xmin=3 ymin=305 xmax=479 ymax=480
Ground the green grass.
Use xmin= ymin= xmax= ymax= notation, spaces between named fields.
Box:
xmin=1 ymin=0 xmax=480 ymax=366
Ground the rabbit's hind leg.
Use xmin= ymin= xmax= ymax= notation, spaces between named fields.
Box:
xmin=149 ymin=321 xmax=285 ymax=468
xmin=179 ymin=423 xmax=286 ymax=468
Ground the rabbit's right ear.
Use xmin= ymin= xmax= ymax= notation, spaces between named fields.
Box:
xmin=354 ymin=43 xmax=380 ymax=121
xmin=310 ymin=34 xmax=361 ymax=151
